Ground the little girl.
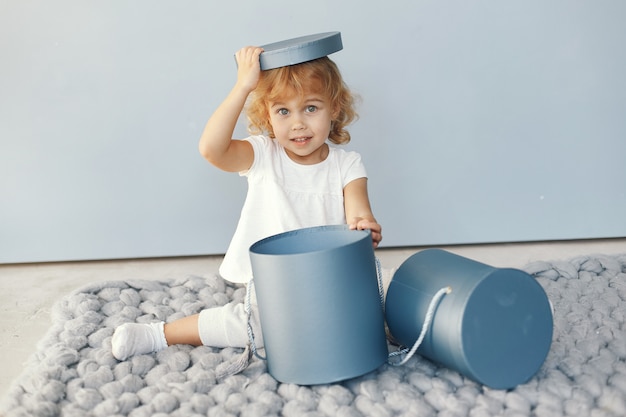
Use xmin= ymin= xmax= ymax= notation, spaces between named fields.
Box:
xmin=111 ymin=45 xmax=382 ymax=360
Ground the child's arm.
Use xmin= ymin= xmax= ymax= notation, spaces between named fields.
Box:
xmin=198 ymin=47 xmax=263 ymax=172
xmin=344 ymin=178 xmax=382 ymax=248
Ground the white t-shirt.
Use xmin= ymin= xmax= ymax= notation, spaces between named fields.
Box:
xmin=218 ymin=135 xmax=368 ymax=283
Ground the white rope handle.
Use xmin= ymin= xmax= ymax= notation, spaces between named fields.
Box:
xmin=245 ymin=279 xmax=266 ymax=360
xmin=215 ymin=279 xmax=264 ymax=379
xmin=388 ymin=286 xmax=451 ymax=366
xmin=372 ymin=258 xmax=451 ymax=366
xmin=375 ymin=257 xmax=385 ymax=311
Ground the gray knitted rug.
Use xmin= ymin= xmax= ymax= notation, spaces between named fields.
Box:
xmin=2 ymin=254 xmax=626 ymax=417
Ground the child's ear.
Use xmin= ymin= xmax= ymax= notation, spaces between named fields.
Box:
xmin=332 ymin=105 xmax=340 ymax=120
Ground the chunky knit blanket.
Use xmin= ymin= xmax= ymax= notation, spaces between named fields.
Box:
xmin=2 ymin=254 xmax=625 ymax=417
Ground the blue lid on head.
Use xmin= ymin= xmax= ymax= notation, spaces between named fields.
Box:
xmin=259 ymin=32 xmax=343 ymax=70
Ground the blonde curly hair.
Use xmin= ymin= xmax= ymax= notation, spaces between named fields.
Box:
xmin=246 ymin=56 xmax=357 ymax=145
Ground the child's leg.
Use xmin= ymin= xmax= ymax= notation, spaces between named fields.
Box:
xmin=111 ymin=287 xmax=262 ymax=360
xmin=111 ymin=314 xmax=204 ymax=360
xmin=111 ymin=314 xmax=203 ymax=360
xmin=163 ymin=314 xmax=202 ymax=346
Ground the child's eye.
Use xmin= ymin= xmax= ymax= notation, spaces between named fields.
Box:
xmin=277 ymin=108 xmax=289 ymax=116
xmin=305 ymin=105 xmax=317 ymax=113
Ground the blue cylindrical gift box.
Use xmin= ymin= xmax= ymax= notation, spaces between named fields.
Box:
xmin=249 ymin=225 xmax=388 ymax=385
xmin=385 ymin=249 xmax=553 ymax=389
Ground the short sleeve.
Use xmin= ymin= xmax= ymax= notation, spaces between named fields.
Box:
xmin=239 ymin=135 xmax=270 ymax=177
xmin=338 ymin=149 xmax=368 ymax=187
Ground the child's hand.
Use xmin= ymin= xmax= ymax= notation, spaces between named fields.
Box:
xmin=349 ymin=218 xmax=382 ymax=248
xmin=234 ymin=46 xmax=263 ymax=93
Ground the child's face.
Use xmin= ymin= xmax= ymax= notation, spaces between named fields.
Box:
xmin=267 ymin=89 xmax=336 ymax=165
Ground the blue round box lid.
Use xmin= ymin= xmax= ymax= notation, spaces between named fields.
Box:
xmin=259 ymin=32 xmax=343 ymax=70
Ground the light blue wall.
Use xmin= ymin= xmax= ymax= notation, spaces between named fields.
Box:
xmin=2 ymin=0 xmax=625 ymax=263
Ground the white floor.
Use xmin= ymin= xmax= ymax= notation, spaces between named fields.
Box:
xmin=1 ymin=238 xmax=625 ymax=399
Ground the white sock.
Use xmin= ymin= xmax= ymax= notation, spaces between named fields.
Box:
xmin=111 ymin=322 xmax=168 ymax=360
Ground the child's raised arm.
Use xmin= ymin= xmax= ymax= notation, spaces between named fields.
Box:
xmin=344 ymin=178 xmax=382 ymax=248
xmin=198 ymin=47 xmax=263 ymax=172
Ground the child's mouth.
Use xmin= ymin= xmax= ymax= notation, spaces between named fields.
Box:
xmin=291 ymin=137 xmax=311 ymax=143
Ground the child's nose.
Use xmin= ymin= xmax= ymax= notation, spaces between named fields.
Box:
xmin=291 ymin=116 xmax=305 ymax=130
